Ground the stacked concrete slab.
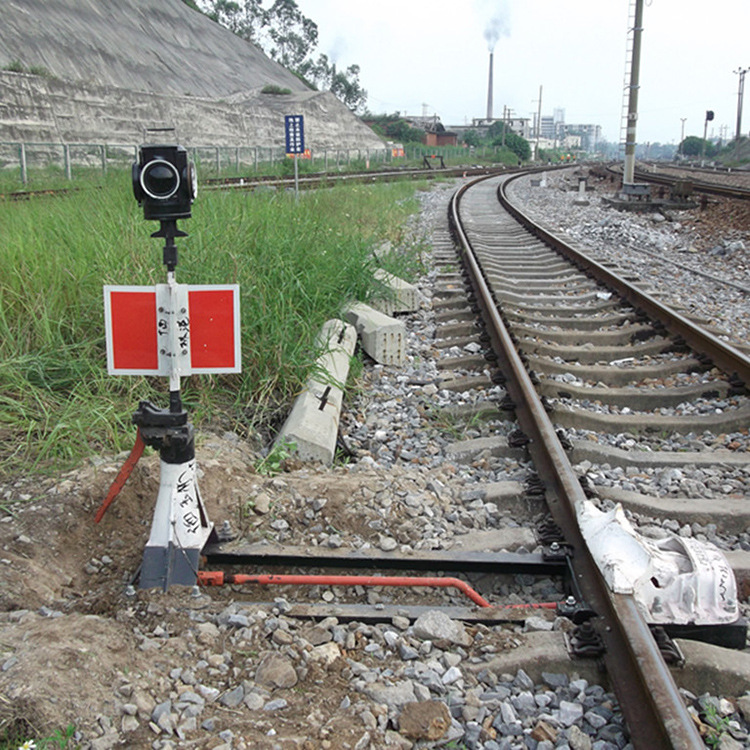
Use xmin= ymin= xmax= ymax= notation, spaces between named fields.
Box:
xmin=276 ymin=272 xmax=418 ymax=465
xmin=371 ymin=268 xmax=421 ymax=316
xmin=344 ymin=302 xmax=406 ymax=367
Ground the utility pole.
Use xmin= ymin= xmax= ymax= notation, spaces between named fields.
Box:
xmin=487 ymin=51 xmax=494 ymax=122
xmin=535 ymin=85 xmax=543 ymax=162
xmin=623 ymin=0 xmax=644 ymax=186
xmin=734 ymin=67 xmax=748 ymax=162
xmin=679 ymin=117 xmax=686 ymax=156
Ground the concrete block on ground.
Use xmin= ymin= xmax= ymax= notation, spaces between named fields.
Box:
xmin=371 ymin=268 xmax=420 ymax=315
xmin=450 ymin=527 xmax=536 ymax=552
xmin=673 ymin=638 xmax=750 ymax=697
xmin=344 ymin=302 xmax=405 ymax=366
xmin=274 ymin=319 xmax=357 ymax=464
xmin=372 ymin=241 xmax=392 ymax=260
xmin=465 ymin=631 xmax=601 ymax=686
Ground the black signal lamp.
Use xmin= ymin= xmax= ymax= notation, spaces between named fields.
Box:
xmin=132 ymin=144 xmax=197 ymax=221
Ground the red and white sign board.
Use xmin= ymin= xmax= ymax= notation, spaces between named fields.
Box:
xmin=104 ymin=284 xmax=241 ymax=376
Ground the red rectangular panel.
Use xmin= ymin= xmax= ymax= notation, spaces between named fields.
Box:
xmin=188 ymin=288 xmax=237 ymax=370
xmin=109 ymin=290 xmax=158 ymax=370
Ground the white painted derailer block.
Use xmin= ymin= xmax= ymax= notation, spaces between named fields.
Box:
xmin=579 ymin=500 xmax=738 ymax=626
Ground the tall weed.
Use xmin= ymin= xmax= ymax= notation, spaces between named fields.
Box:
xmin=0 ymin=175 xmax=423 ymax=475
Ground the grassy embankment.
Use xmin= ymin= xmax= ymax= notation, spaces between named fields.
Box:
xmin=0 ymin=174 xmax=426 ymax=479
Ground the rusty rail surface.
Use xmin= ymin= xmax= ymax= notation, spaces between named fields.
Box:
xmin=449 ymin=173 xmax=706 ymax=750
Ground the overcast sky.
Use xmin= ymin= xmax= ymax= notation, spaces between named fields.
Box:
xmin=294 ymin=0 xmax=750 ymax=145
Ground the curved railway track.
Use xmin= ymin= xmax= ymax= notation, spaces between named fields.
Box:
xmin=193 ymin=168 xmax=750 ymax=748
xmin=0 ymin=164 xmax=505 ymax=202
xmin=202 ymin=165 xmax=502 ymax=192
xmin=195 ymin=167 xmax=750 ymax=748
xmin=449 ymin=172 xmax=750 ymax=748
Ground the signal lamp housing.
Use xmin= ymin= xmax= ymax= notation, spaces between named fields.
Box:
xmin=132 ymin=144 xmax=197 ymax=221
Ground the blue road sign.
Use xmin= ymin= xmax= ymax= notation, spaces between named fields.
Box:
xmin=285 ymin=115 xmax=305 ymax=154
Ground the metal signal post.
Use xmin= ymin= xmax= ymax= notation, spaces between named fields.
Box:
xmin=134 ymin=216 xmax=215 ymax=591
xmin=100 ymin=142 xmax=240 ymax=591
xmin=285 ymin=114 xmax=305 ymax=201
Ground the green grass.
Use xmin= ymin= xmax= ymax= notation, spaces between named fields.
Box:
xmin=0 ymin=172 xmax=425 ymax=477
xmin=0 ymin=143 xmax=512 ymax=194
xmin=0 ymin=719 xmax=75 ymax=749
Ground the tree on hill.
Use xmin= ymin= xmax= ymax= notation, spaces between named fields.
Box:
xmin=298 ymin=55 xmax=367 ymax=113
xmin=193 ymin=0 xmax=367 ymax=113
xmin=364 ymin=114 xmax=426 ymax=144
xmin=265 ymin=0 xmax=318 ymax=70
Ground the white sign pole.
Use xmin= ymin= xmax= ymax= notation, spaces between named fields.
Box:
xmin=294 ymin=154 xmax=299 ymax=203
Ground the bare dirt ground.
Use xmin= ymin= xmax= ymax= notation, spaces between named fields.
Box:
xmin=0 ymin=433 xmax=514 ymax=749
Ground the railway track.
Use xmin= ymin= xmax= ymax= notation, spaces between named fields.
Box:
xmin=187 ymin=170 xmax=750 ymax=747
xmin=0 ymin=164 xmax=502 ymax=202
xmin=4 ymin=166 xmax=749 ymax=747
xmin=447 ymin=172 xmax=750 ymax=747
xmin=605 ymin=161 xmax=750 ymax=201
xmin=202 ymin=165 xmax=501 ymax=191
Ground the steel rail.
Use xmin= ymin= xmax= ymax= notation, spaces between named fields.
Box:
xmin=203 ymin=165 xmax=505 ymax=192
xmin=498 ymin=172 xmax=750 ymax=386
xmin=449 ymin=173 xmax=705 ymax=750
xmin=607 ymin=162 xmax=750 ymax=201
xmin=633 ymin=169 xmax=750 ymax=201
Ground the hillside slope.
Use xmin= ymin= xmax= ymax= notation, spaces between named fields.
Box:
xmin=0 ymin=0 xmax=305 ymax=98
xmin=0 ymin=0 xmax=384 ymax=150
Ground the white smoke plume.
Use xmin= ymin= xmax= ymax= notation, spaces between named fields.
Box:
xmin=327 ymin=36 xmax=347 ymax=65
xmin=481 ymin=1 xmax=511 ymax=51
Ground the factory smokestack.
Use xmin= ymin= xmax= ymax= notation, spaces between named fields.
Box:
xmin=486 ymin=50 xmax=494 ymax=121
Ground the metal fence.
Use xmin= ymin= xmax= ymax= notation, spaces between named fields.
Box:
xmin=0 ymin=141 xmax=404 ymax=185
xmin=0 ymin=141 xmax=513 ymax=186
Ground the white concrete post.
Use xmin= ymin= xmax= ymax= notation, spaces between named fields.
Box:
xmin=19 ymin=143 xmax=27 ymax=185
xmin=64 ymin=144 xmax=72 ymax=180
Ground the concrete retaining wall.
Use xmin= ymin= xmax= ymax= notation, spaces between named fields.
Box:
xmin=0 ymin=72 xmax=384 ymax=151
xmin=0 ymin=0 xmax=305 ymax=99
